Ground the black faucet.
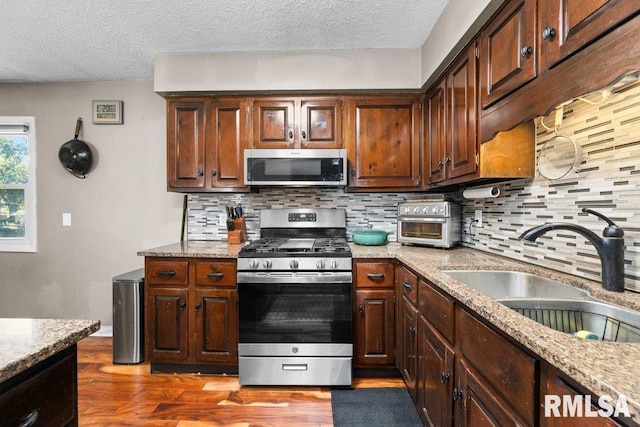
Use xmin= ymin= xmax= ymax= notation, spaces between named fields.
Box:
xmin=519 ymin=208 xmax=625 ymax=292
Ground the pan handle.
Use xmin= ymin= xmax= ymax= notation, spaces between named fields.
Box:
xmin=74 ymin=117 xmax=83 ymax=139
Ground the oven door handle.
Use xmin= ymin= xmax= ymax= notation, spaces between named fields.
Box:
xmin=282 ymin=364 xmax=308 ymax=371
xmin=398 ymin=216 xmax=447 ymax=223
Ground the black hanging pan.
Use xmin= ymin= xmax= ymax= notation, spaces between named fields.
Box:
xmin=59 ymin=118 xmax=93 ymax=179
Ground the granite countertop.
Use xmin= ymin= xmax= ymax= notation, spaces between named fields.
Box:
xmin=139 ymin=240 xmax=640 ymax=421
xmin=0 ymin=318 xmax=100 ymax=383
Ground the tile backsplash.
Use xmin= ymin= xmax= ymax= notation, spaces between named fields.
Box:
xmin=187 ymin=82 xmax=640 ymax=292
xmin=187 ymin=189 xmax=422 ymax=241
xmin=462 ymin=82 xmax=640 ymax=292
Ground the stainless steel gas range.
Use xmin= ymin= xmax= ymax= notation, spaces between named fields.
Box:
xmin=236 ymin=208 xmax=353 ymax=386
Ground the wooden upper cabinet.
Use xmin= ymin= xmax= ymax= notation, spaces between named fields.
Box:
xmin=252 ymin=100 xmax=296 ymax=148
xmin=252 ymin=97 xmax=343 ymax=149
xmin=167 ymin=100 xmax=206 ymax=189
xmin=167 ymin=98 xmax=249 ymax=192
xmin=447 ymin=43 xmax=478 ymax=180
xmin=426 ymin=42 xmax=478 ymax=186
xmin=346 ymin=97 xmax=421 ymax=189
xmin=208 ymin=100 xmax=250 ymax=190
xmin=300 ymin=99 xmax=343 ymax=148
xmin=426 ymin=80 xmax=447 ymax=185
xmin=479 ymin=0 xmax=537 ymax=108
xmin=539 ymin=0 xmax=640 ymax=70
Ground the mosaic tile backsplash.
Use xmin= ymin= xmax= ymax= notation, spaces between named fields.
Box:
xmin=187 ymin=189 xmax=422 ymax=242
xmin=462 ymin=82 xmax=640 ymax=292
xmin=187 ymin=82 xmax=640 ymax=292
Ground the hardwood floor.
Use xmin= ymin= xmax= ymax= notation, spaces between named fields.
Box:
xmin=77 ymin=337 xmax=405 ymax=426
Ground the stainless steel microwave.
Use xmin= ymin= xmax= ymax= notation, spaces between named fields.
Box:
xmin=244 ymin=149 xmax=347 ymax=186
xmin=397 ymin=201 xmax=462 ymax=248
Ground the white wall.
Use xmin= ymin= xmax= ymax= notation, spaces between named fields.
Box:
xmin=0 ymin=81 xmax=183 ymax=325
xmin=154 ymin=50 xmax=422 ymax=92
xmin=420 ymin=0 xmax=503 ymax=87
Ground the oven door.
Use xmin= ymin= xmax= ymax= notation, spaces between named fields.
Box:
xmin=397 ymin=217 xmax=459 ymax=247
xmin=238 ymin=282 xmax=352 ymax=348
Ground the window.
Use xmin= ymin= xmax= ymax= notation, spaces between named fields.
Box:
xmin=0 ymin=117 xmax=36 ymax=252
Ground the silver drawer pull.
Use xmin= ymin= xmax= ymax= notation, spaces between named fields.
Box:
xmin=282 ymin=364 xmax=308 ymax=371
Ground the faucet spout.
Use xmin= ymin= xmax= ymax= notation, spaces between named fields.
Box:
xmin=519 ymin=210 xmax=625 ymax=292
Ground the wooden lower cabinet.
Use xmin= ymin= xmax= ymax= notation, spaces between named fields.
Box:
xmin=399 ymin=295 xmax=419 ymax=399
xmin=456 ymin=307 xmax=537 ymax=426
xmin=353 ymin=260 xmax=396 ymax=369
xmin=355 ymin=289 xmax=396 ymax=367
xmin=193 ymin=289 xmax=238 ymax=363
xmin=417 ymin=316 xmax=454 ymax=427
xmin=540 ymin=363 xmax=628 ymax=427
xmin=455 ymin=358 xmax=526 ymax=427
xmin=147 ymin=287 xmax=189 ymax=362
xmin=145 ymin=258 xmax=238 ymax=371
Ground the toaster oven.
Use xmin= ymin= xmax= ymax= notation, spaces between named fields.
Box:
xmin=397 ymin=201 xmax=462 ymax=248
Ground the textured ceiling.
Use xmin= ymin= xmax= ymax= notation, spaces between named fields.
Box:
xmin=0 ymin=0 xmax=448 ymax=83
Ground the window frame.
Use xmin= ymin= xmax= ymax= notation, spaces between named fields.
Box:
xmin=0 ymin=116 xmax=37 ymax=252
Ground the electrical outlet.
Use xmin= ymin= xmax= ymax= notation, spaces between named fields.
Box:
xmin=62 ymin=213 xmax=71 ymax=227
xmin=218 ymin=214 xmax=226 ymax=227
xmin=474 ymin=210 xmax=483 ymax=228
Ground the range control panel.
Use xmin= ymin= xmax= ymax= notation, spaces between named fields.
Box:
xmin=288 ymin=213 xmax=317 ymax=222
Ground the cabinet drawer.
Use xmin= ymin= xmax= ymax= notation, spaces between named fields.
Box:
xmin=146 ymin=260 xmax=189 ymax=285
xmin=418 ymin=279 xmax=454 ymax=343
xmin=195 ymin=261 xmax=237 ymax=287
xmin=457 ymin=307 xmax=537 ymax=426
xmin=398 ymin=266 xmax=418 ymax=305
xmin=0 ymin=347 xmax=76 ymax=426
xmin=355 ymin=261 xmax=395 ymax=288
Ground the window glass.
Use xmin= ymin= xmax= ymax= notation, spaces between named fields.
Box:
xmin=0 ymin=117 xmax=36 ymax=252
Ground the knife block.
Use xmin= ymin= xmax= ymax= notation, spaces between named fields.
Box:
xmin=228 ymin=218 xmax=247 ymax=244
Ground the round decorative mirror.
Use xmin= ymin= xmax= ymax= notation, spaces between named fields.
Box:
xmin=537 ymin=134 xmax=581 ymax=180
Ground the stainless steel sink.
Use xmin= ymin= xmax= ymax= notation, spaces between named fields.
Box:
xmin=443 ymin=270 xmax=592 ymax=299
xmin=499 ymin=298 xmax=640 ymax=343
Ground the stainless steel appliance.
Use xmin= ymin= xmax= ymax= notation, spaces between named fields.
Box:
xmin=237 ymin=208 xmax=352 ymax=386
xmin=397 ymin=200 xmax=462 ymax=248
xmin=244 ymin=148 xmax=347 ymax=186
xmin=112 ymin=269 xmax=145 ymax=364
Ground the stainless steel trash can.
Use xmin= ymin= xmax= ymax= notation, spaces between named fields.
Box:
xmin=112 ymin=268 xmax=145 ymax=364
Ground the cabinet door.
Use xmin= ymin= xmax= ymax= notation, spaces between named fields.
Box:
xmin=354 ymin=289 xmax=395 ymax=367
xmin=252 ymin=100 xmax=295 ymax=148
xmin=208 ymin=100 xmax=250 ymax=190
xmin=540 ymin=363 xmax=625 ymax=427
xmin=146 ymin=287 xmax=189 ymax=363
xmin=448 ymin=43 xmax=478 ymax=179
xmin=479 ymin=0 xmax=537 ymax=108
xmin=347 ymin=98 xmax=421 ymax=188
xmin=457 ymin=307 xmax=537 ymax=425
xmin=540 ymin=0 xmax=640 ymax=70
xmin=167 ymin=100 xmax=206 ymax=189
xmin=455 ymin=359 xmax=527 ymax=427
xmin=426 ymin=80 xmax=447 ymax=184
xmin=300 ymin=98 xmax=343 ymax=148
xmin=399 ymin=295 xmax=419 ymax=399
xmin=194 ymin=289 xmax=238 ymax=364
xmin=417 ymin=316 xmax=454 ymax=427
